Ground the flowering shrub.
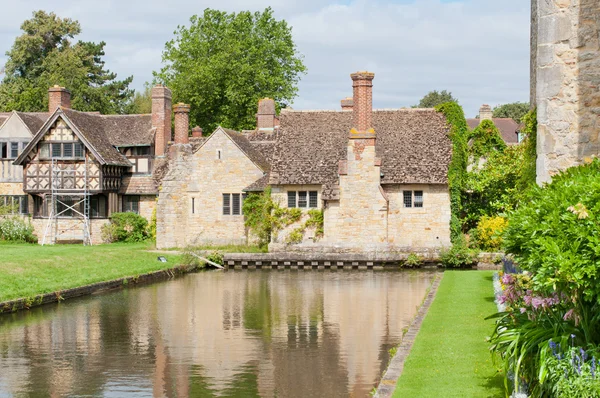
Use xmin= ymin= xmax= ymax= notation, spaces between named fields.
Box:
xmin=474 ymin=216 xmax=507 ymax=251
xmin=101 ymin=212 xmax=149 ymax=243
xmin=0 ymin=216 xmax=37 ymax=243
xmin=440 ymin=236 xmax=477 ymax=268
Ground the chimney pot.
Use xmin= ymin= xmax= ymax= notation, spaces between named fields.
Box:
xmin=192 ymin=126 xmax=203 ymax=138
xmin=257 ymin=98 xmax=276 ymax=130
xmin=174 ymin=103 xmax=191 ymax=144
xmin=341 ymin=97 xmax=353 ymax=111
xmin=152 ymin=84 xmax=172 ymax=156
xmin=350 ymin=71 xmax=375 ymax=134
xmin=48 ymin=86 xmax=71 ymax=112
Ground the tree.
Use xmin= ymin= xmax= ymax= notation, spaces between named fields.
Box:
xmin=414 ymin=90 xmax=458 ymax=108
xmin=492 ymin=102 xmax=530 ymax=123
xmin=127 ymin=84 xmax=152 ymax=114
xmin=154 ymin=7 xmax=306 ymax=132
xmin=0 ymin=11 xmax=133 ymax=114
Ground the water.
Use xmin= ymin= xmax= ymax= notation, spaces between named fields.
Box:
xmin=0 ymin=270 xmax=435 ymax=397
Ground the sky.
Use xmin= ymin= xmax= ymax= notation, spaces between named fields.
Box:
xmin=0 ymin=0 xmax=530 ymax=118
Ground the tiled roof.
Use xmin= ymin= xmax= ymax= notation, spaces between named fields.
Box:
xmin=269 ymin=109 xmax=451 ymax=195
xmin=119 ymin=175 xmax=158 ymax=194
xmin=61 ymin=108 xmax=132 ymax=166
xmin=467 ymin=118 xmax=519 ymax=144
xmin=220 ymin=128 xmax=270 ymax=172
xmin=16 ymin=112 xmax=49 ymax=134
xmin=243 ymin=173 xmax=270 ymax=192
xmin=101 ymin=114 xmax=154 ymax=147
xmin=0 ymin=113 xmax=9 ymax=126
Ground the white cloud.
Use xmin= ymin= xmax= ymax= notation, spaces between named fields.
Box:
xmin=0 ymin=0 xmax=530 ymax=117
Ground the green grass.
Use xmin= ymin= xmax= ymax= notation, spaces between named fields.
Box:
xmin=0 ymin=242 xmax=183 ymax=302
xmin=393 ymin=271 xmax=504 ymax=398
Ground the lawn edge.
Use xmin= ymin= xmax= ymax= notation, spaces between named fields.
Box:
xmin=0 ymin=262 xmax=200 ymax=314
xmin=374 ymin=271 xmax=445 ymax=398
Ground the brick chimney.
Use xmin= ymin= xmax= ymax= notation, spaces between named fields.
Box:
xmin=351 ymin=71 xmax=375 ymax=133
xmin=257 ymin=98 xmax=276 ymax=130
xmin=479 ymin=104 xmax=493 ymax=121
xmin=152 ymin=84 xmax=172 ymax=156
xmin=191 ymin=126 xmax=203 ymax=138
xmin=341 ymin=97 xmax=353 ymax=111
xmin=48 ymin=86 xmax=71 ymax=112
xmin=173 ymin=103 xmax=190 ymax=144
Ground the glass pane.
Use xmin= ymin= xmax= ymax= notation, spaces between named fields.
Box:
xmin=10 ymin=142 xmax=19 ymax=158
xmin=74 ymin=143 xmax=83 ymax=158
xmin=403 ymin=191 xmax=412 ymax=208
xmin=309 ymin=191 xmax=318 ymax=208
xmin=40 ymin=143 xmax=50 ymax=159
xmin=52 ymin=143 xmax=62 ymax=158
xmin=414 ymin=191 xmax=424 ymax=208
xmin=232 ymin=194 xmax=241 ymax=215
xmin=223 ymin=194 xmax=230 ymax=215
xmin=287 ymin=191 xmax=296 ymax=208
xmin=298 ymin=191 xmax=307 ymax=208
xmin=63 ymin=143 xmax=73 ymax=157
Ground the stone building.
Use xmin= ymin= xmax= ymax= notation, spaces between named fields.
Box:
xmin=268 ymin=72 xmax=452 ymax=253
xmin=531 ymin=0 xmax=600 ymax=183
xmin=466 ymin=104 xmax=521 ymax=144
xmin=156 ymin=71 xmax=452 ymax=252
xmin=1 ymin=85 xmax=179 ymax=244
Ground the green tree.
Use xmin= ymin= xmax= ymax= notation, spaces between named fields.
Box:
xmin=0 ymin=11 xmax=133 ymax=114
xmin=154 ymin=7 xmax=306 ymax=132
xmin=492 ymin=102 xmax=530 ymax=123
xmin=415 ymin=90 xmax=458 ymax=108
xmin=127 ymin=84 xmax=152 ymax=114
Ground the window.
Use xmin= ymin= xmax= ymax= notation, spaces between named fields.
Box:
xmin=223 ymin=194 xmax=231 ymax=215
xmin=217 ymin=150 xmax=222 ymax=160
xmin=403 ymin=191 xmax=424 ymax=208
xmin=123 ymin=195 xmax=140 ymax=214
xmin=298 ymin=191 xmax=307 ymax=208
xmin=287 ymin=190 xmax=318 ymax=208
xmin=0 ymin=196 xmax=28 ymax=215
xmin=10 ymin=143 xmax=19 ymax=158
xmin=90 ymin=195 xmax=107 ymax=218
xmin=33 ymin=196 xmax=45 ymax=217
xmin=57 ymin=196 xmax=79 ymax=217
xmin=403 ymin=191 xmax=413 ymax=208
xmin=192 ymin=197 xmax=195 ymax=214
xmin=309 ymin=191 xmax=318 ymax=208
xmin=232 ymin=193 xmax=241 ymax=215
xmin=414 ymin=191 xmax=424 ymax=208
xmin=287 ymin=191 xmax=297 ymax=208
xmin=41 ymin=142 xmax=84 ymax=159
xmin=223 ymin=193 xmax=243 ymax=216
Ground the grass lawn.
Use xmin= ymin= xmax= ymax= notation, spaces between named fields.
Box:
xmin=393 ymin=271 xmax=504 ymax=398
xmin=0 ymin=242 xmax=183 ymax=302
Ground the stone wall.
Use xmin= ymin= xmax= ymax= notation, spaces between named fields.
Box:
xmin=157 ymin=129 xmax=264 ymax=249
xmin=30 ymin=217 xmax=109 ymax=245
xmin=0 ymin=182 xmax=26 ymax=196
xmin=138 ymin=195 xmax=156 ymax=223
xmin=535 ymin=0 xmax=600 ymax=183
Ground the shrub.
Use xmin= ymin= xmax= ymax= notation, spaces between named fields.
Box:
xmin=475 ymin=215 xmax=508 ymax=251
xmin=148 ymin=205 xmax=157 ymax=241
xmin=504 ymin=159 xmax=600 ymax=303
xmin=403 ymin=253 xmax=423 ymax=268
xmin=0 ymin=217 xmax=37 ymax=243
xmin=101 ymin=212 xmax=149 ymax=243
xmin=545 ymin=345 xmax=600 ymax=397
xmin=440 ymin=237 xmax=477 ymax=268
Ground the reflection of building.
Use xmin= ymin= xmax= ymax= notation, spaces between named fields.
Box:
xmin=0 ymin=271 xmax=434 ymax=397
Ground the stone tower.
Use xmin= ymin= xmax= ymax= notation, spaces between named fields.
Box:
xmin=532 ymin=0 xmax=600 ymax=184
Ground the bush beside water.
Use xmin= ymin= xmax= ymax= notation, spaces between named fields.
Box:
xmin=490 ymin=159 xmax=600 ymax=396
xmin=101 ymin=212 xmax=149 ymax=243
xmin=0 ymin=217 xmax=37 ymax=243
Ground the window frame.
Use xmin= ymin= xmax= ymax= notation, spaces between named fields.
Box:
xmin=40 ymin=142 xmax=85 ymax=160
xmin=403 ymin=191 xmax=413 ymax=208
xmin=0 ymin=195 xmax=28 ymax=215
xmin=414 ymin=190 xmax=424 ymax=208
xmin=122 ymin=195 xmax=140 ymax=214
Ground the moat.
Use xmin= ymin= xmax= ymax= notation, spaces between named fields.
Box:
xmin=0 ymin=270 xmax=435 ymax=397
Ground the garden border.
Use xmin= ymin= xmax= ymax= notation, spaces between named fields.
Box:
xmin=0 ymin=262 xmax=199 ymax=314
xmin=374 ymin=271 xmax=444 ymax=398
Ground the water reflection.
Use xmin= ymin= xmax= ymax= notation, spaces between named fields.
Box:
xmin=0 ymin=270 xmax=435 ymax=397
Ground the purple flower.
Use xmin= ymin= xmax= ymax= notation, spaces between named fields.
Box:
xmin=532 ymin=297 xmax=544 ymax=309
xmin=564 ymin=309 xmax=575 ymax=321
xmin=520 ymin=307 xmax=526 ymax=314
xmin=580 ymin=348 xmax=587 ymax=361
xmin=524 ymin=295 xmax=532 ymax=306
xmin=592 ymin=357 xmax=596 ymax=379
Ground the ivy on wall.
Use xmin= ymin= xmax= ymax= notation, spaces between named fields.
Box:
xmin=435 ymin=102 xmax=469 ymax=243
xmin=243 ymin=187 xmax=320 ymax=249
xmin=468 ymin=119 xmax=506 ymax=161
xmin=518 ymin=109 xmax=537 ymax=190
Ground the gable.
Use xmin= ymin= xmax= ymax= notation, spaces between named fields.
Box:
xmin=0 ymin=113 xmax=34 ymax=139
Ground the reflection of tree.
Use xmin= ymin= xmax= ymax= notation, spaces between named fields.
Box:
xmin=243 ymin=276 xmax=272 ymax=337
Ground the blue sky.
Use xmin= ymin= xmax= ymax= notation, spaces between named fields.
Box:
xmin=0 ymin=0 xmax=530 ymax=118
